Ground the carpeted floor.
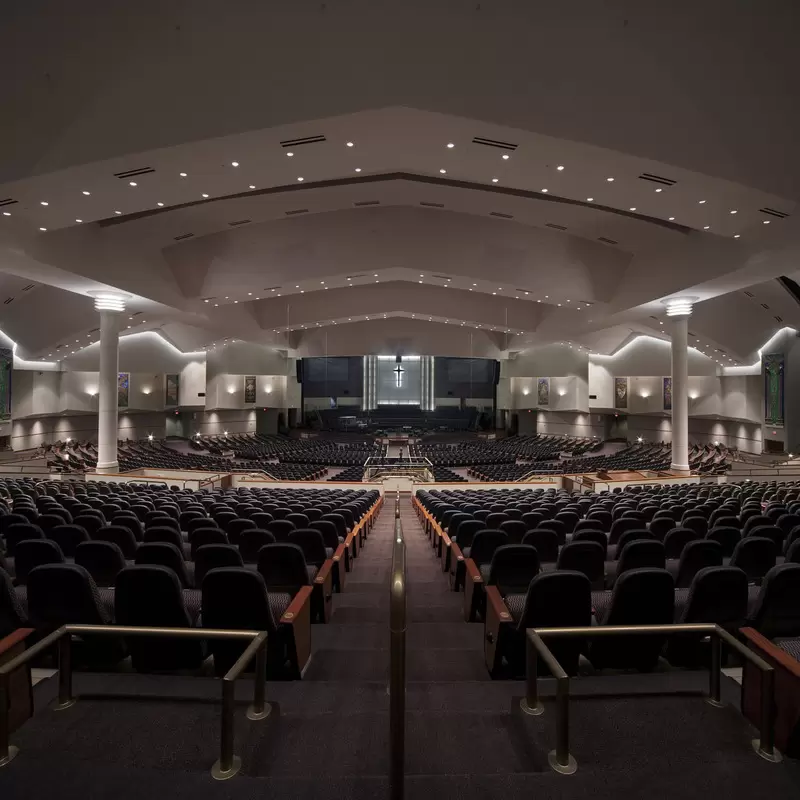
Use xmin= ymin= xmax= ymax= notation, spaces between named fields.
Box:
xmin=1 ymin=499 xmax=799 ymax=799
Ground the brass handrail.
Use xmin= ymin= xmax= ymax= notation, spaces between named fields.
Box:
xmin=0 ymin=624 xmax=269 ymax=780
xmin=522 ymin=623 xmax=779 ymax=775
xmin=389 ymin=489 xmax=406 ymax=800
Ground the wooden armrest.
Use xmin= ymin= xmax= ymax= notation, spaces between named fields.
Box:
xmin=0 ymin=628 xmax=35 ymax=657
xmin=450 ymin=542 xmax=464 ymax=561
xmin=465 ymin=559 xmax=482 ymax=583
xmin=281 ymin=586 xmax=313 ymax=623
xmin=485 ymin=586 xmax=512 ymax=621
xmin=315 ymin=559 xmax=334 ymax=584
xmin=333 ymin=543 xmax=346 ymax=562
xmin=740 ymin=627 xmax=800 ymax=678
xmin=441 ymin=530 xmax=452 ymax=547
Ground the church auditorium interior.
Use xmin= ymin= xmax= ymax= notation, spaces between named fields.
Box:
xmin=2 ymin=2 xmax=800 ymax=798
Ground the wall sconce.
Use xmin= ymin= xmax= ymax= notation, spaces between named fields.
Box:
xmin=147 ymin=434 xmax=154 ymax=441
xmin=227 ymin=386 xmax=237 ymax=394
xmin=557 ymin=389 xmax=567 ymax=397
xmin=637 ymin=436 xmax=643 ymax=443
xmin=522 ymin=388 xmax=530 ymax=396
xmin=689 ymin=391 xmax=699 ymax=399
xmin=265 ymin=386 xmax=273 ymax=394
xmin=65 ymin=437 xmax=72 ymax=443
xmin=86 ymin=388 xmax=98 ymax=396
xmin=223 ymin=430 xmax=229 ymax=436
xmin=640 ymin=392 xmax=650 ymax=399
xmin=141 ymin=387 xmax=152 ymax=395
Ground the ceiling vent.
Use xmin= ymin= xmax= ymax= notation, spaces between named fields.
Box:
xmin=638 ymin=172 xmax=677 ymax=187
xmin=227 ymin=219 xmax=251 ymax=227
xmin=173 ymin=233 xmax=194 ymax=241
xmin=775 ymin=315 xmax=784 ymax=323
xmin=262 ymin=286 xmax=281 ymax=292
xmin=489 ymin=211 xmax=514 ymax=219
xmin=280 ymin=135 xmax=326 ymax=148
xmin=284 ymin=208 xmax=309 ymax=216
xmin=545 ymin=223 xmax=568 ymax=231
xmin=432 ymin=274 xmax=450 ymax=280
xmin=347 ymin=274 xmax=367 ymax=280
xmin=3 ymin=297 xmax=13 ymax=305
xmin=761 ymin=303 xmax=770 ymax=310
xmin=114 ymin=167 xmax=155 ymax=179
xmin=0 ymin=198 xmax=18 ymax=208
xmin=597 ymin=236 xmax=619 ymax=245
xmin=760 ymin=207 xmax=789 ymax=219
xmin=743 ymin=290 xmax=755 ymax=297
xmin=129 ymin=311 xmax=143 ymax=318
xmin=353 ymin=200 xmax=380 ymax=207
xmin=472 ymin=136 xmax=518 ymax=152
xmin=21 ymin=284 xmax=35 ymax=292
xmin=89 ymin=327 xmax=99 ymax=334
xmin=580 ymin=300 xmax=594 ymax=306
xmin=419 ymin=201 xmax=445 ymax=208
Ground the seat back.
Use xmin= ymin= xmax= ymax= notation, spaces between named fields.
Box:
xmin=226 ymin=518 xmax=256 ymax=545
xmin=663 ymin=527 xmax=702 ymax=560
xmin=590 ymin=568 xmax=675 ymax=671
xmin=730 ymin=536 xmax=777 ymax=583
xmin=517 ymin=571 xmax=592 ymax=675
xmin=257 ymin=543 xmax=310 ymax=595
xmin=0 ymin=567 xmax=25 ymax=636
xmin=47 ymin=524 xmax=90 ymax=556
xmin=679 ymin=566 xmax=748 ymax=626
xmin=239 ymin=529 xmax=276 ymax=563
xmin=27 ymin=563 xmax=110 ymax=626
xmin=309 ymin=520 xmax=339 ymax=549
xmin=143 ymin=526 xmax=185 ymax=550
xmin=134 ymin=542 xmax=192 ymax=588
xmin=267 ymin=519 xmax=296 ymax=543
xmin=115 ymin=565 xmax=203 ymax=671
xmin=522 ymin=529 xmax=560 ymax=562
xmin=616 ymin=540 xmax=666 ymax=580
xmin=609 ymin=517 xmax=640 ymax=545
xmin=706 ymin=526 xmax=741 ymax=558
xmin=750 ymin=563 xmax=800 ymax=638
xmin=13 ymin=539 xmax=64 ymax=584
xmin=743 ymin=515 xmax=772 ymax=536
xmin=556 ymin=541 xmax=605 ymax=588
xmin=747 ymin=525 xmax=785 ymax=550
xmin=201 ymin=568 xmax=277 ymax=676
xmin=571 ymin=529 xmax=608 ymax=559
xmin=538 ymin=519 xmax=566 ymax=545
xmin=189 ymin=527 xmax=229 ymax=558
xmin=3 ymin=523 xmax=44 ymax=555
xmin=288 ymin=529 xmax=328 ymax=567
xmin=614 ymin=529 xmax=653 ymax=558
xmin=486 ymin=544 xmax=539 ymax=595
xmin=499 ymin=520 xmax=527 ymax=544
xmin=194 ymin=544 xmax=243 ymax=587
xmin=649 ymin=517 xmax=675 ymax=541
xmin=453 ymin=520 xmax=483 ymax=549
xmin=74 ymin=540 xmax=127 ymax=586
xmin=676 ymin=540 xmax=723 ymax=588
xmin=92 ymin=525 xmax=138 ymax=558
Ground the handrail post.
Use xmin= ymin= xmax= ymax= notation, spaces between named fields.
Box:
xmin=755 ymin=667 xmax=781 ymax=762
xmin=212 ymin=679 xmax=241 ymax=780
xmin=246 ymin=633 xmax=270 ymax=721
xmin=520 ymin=632 xmax=543 ymax=716
xmin=706 ymin=631 xmax=723 ymax=708
xmin=55 ymin=631 xmax=76 ymax=711
xmin=550 ymin=674 xmax=576 ymax=774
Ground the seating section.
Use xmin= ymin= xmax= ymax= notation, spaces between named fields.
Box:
xmin=415 ymin=478 xmax=800 ymax=677
xmin=0 ymin=477 xmax=381 ymax=675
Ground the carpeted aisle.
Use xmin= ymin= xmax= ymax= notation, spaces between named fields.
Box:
xmin=1 ymin=496 xmax=800 ymax=799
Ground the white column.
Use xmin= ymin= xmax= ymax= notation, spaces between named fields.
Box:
xmin=93 ymin=293 xmax=127 ymax=473
xmin=665 ymin=297 xmax=695 ymax=474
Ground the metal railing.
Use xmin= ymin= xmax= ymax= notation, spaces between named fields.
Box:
xmin=389 ymin=490 xmax=406 ymax=800
xmin=521 ymin=623 xmax=780 ymax=775
xmin=0 ymin=624 xmax=270 ymax=779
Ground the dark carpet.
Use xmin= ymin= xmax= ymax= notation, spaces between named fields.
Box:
xmin=1 ymin=500 xmax=799 ymax=799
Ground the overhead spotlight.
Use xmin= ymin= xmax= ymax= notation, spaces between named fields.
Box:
xmin=698 ymin=200 xmax=706 ymax=204
xmin=40 ymin=201 xmax=49 ymax=206
xmin=249 ymin=184 xmax=256 ymax=189
xmin=446 ymin=142 xmax=455 ymax=148
xmin=491 ymin=177 xmax=499 ymax=183
xmin=668 ymin=216 xmax=675 ymax=221
xmin=297 ymin=177 xmax=304 ymax=182
xmin=157 ymin=202 xmax=164 ymax=207
xmin=586 ymin=197 xmax=594 ymax=202
xmin=763 ymin=220 xmax=771 ymax=224
xmin=114 ymin=210 xmax=122 ymax=215
xmin=730 ymin=209 xmax=738 ymax=214
xmin=354 ymin=168 xmax=362 ymax=172
xmin=75 ymin=218 xmax=82 ymax=223
xmin=629 ymin=207 xmax=636 ymax=211
xmin=606 ymin=177 xmax=614 ymax=182
xmin=655 ymin=188 xmax=663 ymax=193
xmin=541 ymin=188 xmax=548 ymax=193
xmin=418 ymin=280 xmax=423 ymax=284
xmin=557 ymin=165 xmax=564 ymax=171
xmin=346 ymin=141 xmax=354 ymax=147
xmin=472 ymin=283 xmax=477 ymax=286
xmin=703 ymin=225 xmax=710 ymax=230
xmin=179 ymin=172 xmax=187 ymax=177
xmin=202 ymin=193 xmax=209 ymax=198
xmin=286 ymin=152 xmax=294 ymax=157
xmin=1 ymin=212 xmax=9 ymax=216
xmin=129 ymin=181 xmax=137 ymax=187
xmin=231 ymin=161 xmax=239 ymax=167
xmin=439 ymin=168 xmax=446 ymax=174
xmin=502 ymin=154 xmax=510 ymax=160
xmin=39 ymin=227 xmax=47 ymax=231
xmin=734 ymin=234 xmax=741 ymax=239
xmin=82 ymin=190 xmax=91 ymax=196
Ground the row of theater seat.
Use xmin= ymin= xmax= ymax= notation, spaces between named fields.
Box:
xmin=0 ymin=479 xmax=382 ymax=677
xmin=414 ymin=480 xmax=800 ymax=677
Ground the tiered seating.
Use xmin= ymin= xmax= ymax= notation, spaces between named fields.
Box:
xmin=414 ymin=479 xmax=800 ymax=678
xmin=0 ymin=477 xmax=382 ymax=677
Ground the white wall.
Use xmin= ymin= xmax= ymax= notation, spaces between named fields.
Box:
xmin=191 ymin=409 xmax=258 ymax=437
xmin=625 ymin=415 xmax=763 ymax=454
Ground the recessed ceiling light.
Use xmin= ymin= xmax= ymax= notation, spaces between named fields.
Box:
xmin=2 ymin=212 xmax=9 ymax=217
xmin=655 ymin=188 xmax=663 ymax=193
xmin=491 ymin=177 xmax=499 ymax=183
xmin=586 ymin=197 xmax=594 ymax=202
xmin=698 ymin=200 xmax=706 ymax=204
xmin=502 ymin=154 xmax=510 ymax=160
xmin=204 ymin=299 xmax=209 ymax=303
xmin=703 ymin=225 xmax=710 ymax=230
xmin=541 ymin=188 xmax=548 ymax=193
xmin=75 ymin=218 xmax=82 ymax=223
xmin=40 ymin=201 xmax=48 ymax=206
xmin=446 ymin=142 xmax=455 ymax=148
xmin=734 ymin=234 xmax=741 ymax=238
xmin=668 ymin=216 xmax=675 ymax=221
xmin=286 ymin=152 xmax=294 ymax=157
xmin=157 ymin=202 xmax=164 ymax=207
xmin=492 ymin=292 xmax=497 ymax=295
xmin=354 ymin=168 xmax=361 ymax=172
xmin=231 ymin=161 xmax=239 ymax=167
xmin=472 ymin=283 xmax=477 ymax=286
xmin=82 ymin=191 xmax=90 ymax=196
xmin=39 ymin=227 xmax=47 ymax=231
xmin=202 ymin=193 xmax=209 ymax=198
xmin=114 ymin=210 xmax=122 ymax=215
xmin=629 ymin=207 xmax=636 ymax=211
xmin=730 ymin=209 xmax=738 ymax=214
xmin=419 ymin=280 xmax=423 ymax=284
xmin=346 ymin=142 xmax=354 ymax=147
xmin=763 ymin=220 xmax=771 ymax=224
xmin=129 ymin=182 xmax=137 ymax=187
xmin=179 ymin=172 xmax=187 ymax=177
xmin=297 ymin=177 xmax=304 ymax=182
xmin=556 ymin=165 xmax=564 ymax=171
xmin=249 ymin=184 xmax=256 ymax=189
xmin=439 ymin=169 xmax=446 ymax=174
xmin=606 ymin=177 xmax=614 ymax=182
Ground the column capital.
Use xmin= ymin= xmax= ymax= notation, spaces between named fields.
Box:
xmin=663 ymin=296 xmax=697 ymax=317
xmin=90 ymin=291 xmax=129 ymax=313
